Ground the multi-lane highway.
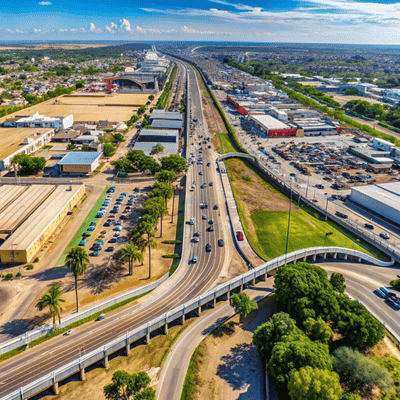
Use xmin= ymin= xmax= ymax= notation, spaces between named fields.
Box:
xmin=0 ymin=61 xmax=235 ymax=398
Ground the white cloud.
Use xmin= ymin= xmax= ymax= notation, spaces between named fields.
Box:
xmin=136 ymin=26 xmax=178 ymax=34
xmin=120 ymin=18 xmax=132 ymax=32
xmin=89 ymin=23 xmax=102 ymax=33
xmin=105 ymin=22 xmax=118 ymax=32
xmin=38 ymin=1 xmax=52 ymax=5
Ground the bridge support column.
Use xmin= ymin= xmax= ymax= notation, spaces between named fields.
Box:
xmin=145 ymin=333 xmax=150 ymax=344
xmin=53 ymin=382 xmax=59 ymax=395
xmin=212 ymin=297 xmax=216 ymax=308
xmin=239 ymin=285 xmax=243 ymax=293
xmin=358 ymin=257 xmax=362 ymax=262
xmin=333 ymin=253 xmax=337 ymax=259
xmin=80 ymin=368 xmax=85 ymax=381
xmin=226 ymin=291 xmax=230 ymax=301
xmin=181 ymin=314 xmax=185 ymax=325
xmin=313 ymin=254 xmax=317 ymax=261
xmin=164 ymin=323 xmax=168 ymax=335
xmin=103 ymin=355 xmax=109 ymax=368
xmin=323 ymin=253 xmax=327 ymax=259
xmin=197 ymin=306 xmax=201 ymax=317
xmin=251 ymin=278 xmax=256 ymax=285
xmin=126 ymin=343 xmax=131 ymax=356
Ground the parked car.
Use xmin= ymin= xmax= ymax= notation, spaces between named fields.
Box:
xmin=209 ymin=225 xmax=214 ymax=232
xmin=218 ymin=239 xmax=224 ymax=247
xmin=79 ymin=239 xmax=87 ymax=246
xmin=202 ymin=215 xmax=207 ymax=220
xmin=192 ymin=256 xmax=198 ymax=263
xmin=98 ymin=314 xmax=106 ymax=321
xmin=134 ymin=187 xmax=140 ymax=192
xmin=92 ymin=251 xmax=100 ymax=257
xmin=105 ymin=247 xmax=114 ymax=252
xmin=113 ymin=232 xmax=121 ymax=237
xmin=109 ymin=238 xmax=118 ymax=243
xmin=114 ymin=226 xmax=122 ymax=231
xmin=364 ymin=223 xmax=374 ymax=229
xmin=87 ymin=226 xmax=95 ymax=231
xmin=206 ymin=243 xmax=212 ymax=252
xmin=213 ymin=205 xmax=219 ymax=210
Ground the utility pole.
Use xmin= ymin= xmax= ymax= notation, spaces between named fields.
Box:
xmin=325 ymin=197 xmax=329 ymax=221
xmin=305 ymin=174 xmax=310 ymax=198
xmin=285 ymin=181 xmax=293 ymax=265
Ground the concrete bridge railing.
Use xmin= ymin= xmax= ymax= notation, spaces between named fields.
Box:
xmin=1 ymin=246 xmax=393 ymax=400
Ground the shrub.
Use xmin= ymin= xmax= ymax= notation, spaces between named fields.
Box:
xmin=16 ymin=272 xmax=21 ymax=277
xmin=162 ymin=240 xmax=182 ymax=244
xmin=33 ymin=257 xmax=39 ymax=263
xmin=162 ymin=254 xmax=181 ymax=259
xmin=5 ymin=273 xmax=13 ymax=279
xmin=390 ymin=279 xmax=400 ymax=291
xmin=332 ymin=347 xmax=393 ymax=395
xmin=27 ymin=265 xmax=34 ymax=270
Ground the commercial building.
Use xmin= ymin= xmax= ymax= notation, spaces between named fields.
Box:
xmin=57 ymin=152 xmax=102 ymax=176
xmin=149 ymin=110 xmax=183 ymax=122
xmin=349 ymin=182 xmax=400 ymax=226
xmin=0 ymin=184 xmax=85 ymax=263
xmin=2 ymin=112 xmax=73 ymax=129
xmin=0 ymin=127 xmax=55 ymax=171
xmin=134 ymin=129 xmax=178 ymax=155
xmin=289 ymin=118 xmax=341 ymax=136
xmin=249 ymin=114 xmax=298 ymax=137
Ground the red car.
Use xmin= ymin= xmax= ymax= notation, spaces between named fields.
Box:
xmin=236 ymin=231 xmax=244 ymax=241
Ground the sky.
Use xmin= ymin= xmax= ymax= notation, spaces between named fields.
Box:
xmin=1 ymin=0 xmax=400 ymax=44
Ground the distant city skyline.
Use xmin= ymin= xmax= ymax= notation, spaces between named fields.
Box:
xmin=1 ymin=0 xmax=400 ymax=44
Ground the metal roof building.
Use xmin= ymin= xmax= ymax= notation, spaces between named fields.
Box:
xmin=137 ymin=129 xmax=178 ymax=143
xmin=57 ymin=152 xmax=102 ymax=176
xmin=249 ymin=114 xmax=297 ymax=137
xmin=150 ymin=119 xmax=183 ymax=131
xmin=134 ymin=141 xmax=178 ymax=156
xmin=349 ymin=182 xmax=400 ymax=225
xmin=149 ymin=110 xmax=183 ymax=121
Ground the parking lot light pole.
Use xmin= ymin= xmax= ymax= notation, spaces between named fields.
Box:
xmin=305 ymin=175 xmax=310 ymax=198
xmin=285 ymin=181 xmax=293 ymax=265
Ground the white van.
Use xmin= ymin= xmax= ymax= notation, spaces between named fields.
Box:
xmin=190 ymin=218 xmax=195 ymax=225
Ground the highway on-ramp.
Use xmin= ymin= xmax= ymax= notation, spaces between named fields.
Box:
xmin=0 ymin=62 xmax=234 ymax=399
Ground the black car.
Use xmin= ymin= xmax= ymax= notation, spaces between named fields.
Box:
xmin=204 ymin=203 xmax=208 ymax=209
xmin=207 ymin=162 xmax=210 ymax=167
xmin=209 ymin=225 xmax=214 ymax=232
xmin=105 ymin=247 xmax=114 ymax=252
xmin=209 ymin=182 xmax=213 ymax=186
xmin=134 ymin=187 xmax=140 ymax=192
xmin=104 ymin=221 xmax=111 ymax=227
xmin=213 ymin=205 xmax=219 ymax=210
xmin=209 ymin=219 xmax=214 ymax=225
xmin=365 ymin=223 xmax=374 ymax=229
xmin=206 ymin=243 xmax=212 ymax=252
xmin=335 ymin=211 xmax=348 ymax=219
xmin=218 ymin=239 xmax=224 ymax=247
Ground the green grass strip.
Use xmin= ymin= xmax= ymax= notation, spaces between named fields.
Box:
xmin=0 ymin=290 xmax=151 ymax=364
xmin=180 ymin=342 xmax=204 ymax=400
xmin=55 ymin=186 xmax=110 ymax=267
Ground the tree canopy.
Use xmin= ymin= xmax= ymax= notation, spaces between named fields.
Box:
xmin=103 ymin=143 xmax=116 ymax=157
xmin=104 ymin=370 xmax=155 ymax=400
xmin=330 ymin=273 xmax=346 ymax=293
xmin=11 ymin=153 xmax=46 ymax=175
xmin=155 ymin=169 xmax=176 ymax=183
xmin=160 ymin=154 xmax=187 ymax=173
xmin=230 ymin=293 xmax=258 ymax=323
xmin=303 ymin=317 xmax=334 ymax=344
xmin=287 ymin=366 xmax=343 ymax=400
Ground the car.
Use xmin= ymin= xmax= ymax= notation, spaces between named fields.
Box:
xmin=120 ymin=214 xmax=127 ymax=220
xmin=107 ymin=189 xmax=115 ymax=194
xmin=380 ymin=232 xmax=390 ymax=240
xmin=335 ymin=212 xmax=348 ymax=219
xmin=192 ymin=256 xmax=198 ymax=263
xmin=207 ymin=162 xmax=210 ymax=167
xmin=218 ymin=239 xmax=224 ymax=247
xmin=290 ymin=173 xmax=296 ymax=177
xmin=79 ymin=239 xmax=87 ymax=246
xmin=113 ymin=232 xmax=121 ymax=237
xmin=125 ymin=206 xmax=131 ymax=210
xmin=108 ymin=214 xmax=116 ymax=218
xmin=109 ymin=238 xmax=118 ymax=243
xmin=193 ymin=181 xmax=196 ymax=185
xmin=116 ymin=220 xmax=124 ymax=225
xmin=206 ymin=243 xmax=212 ymax=252
xmin=315 ymin=184 xmax=325 ymax=189
xmin=190 ymin=218 xmax=195 ymax=225
xmin=92 ymin=251 xmax=100 ymax=256
xmin=110 ymin=209 xmax=118 ymax=214
xmin=117 ymin=196 xmax=124 ymax=201
xmin=204 ymin=203 xmax=208 ymax=209
xmin=202 ymin=215 xmax=207 ymax=220
xmin=104 ymin=221 xmax=111 ymax=227
xmin=95 ymin=240 xmax=104 ymax=246
xmin=88 ymin=226 xmax=95 ymax=231
xmin=129 ymin=195 xmax=136 ymax=199
xmin=105 ymin=247 xmax=114 ymax=252
xmin=200 ymin=203 xmax=205 ymax=209
xmin=199 ymin=171 xmax=203 ymax=175
xmin=236 ymin=231 xmax=244 ymax=241
xmin=90 ymin=221 xmax=97 ymax=226
xmin=208 ymin=145 xmax=211 ymax=149
xmin=201 ymin=184 xmax=206 ymax=189
xmin=193 ymin=237 xmax=200 ymax=242
xmin=194 ymin=231 xmax=202 ymax=236
xmin=364 ymin=223 xmax=374 ymax=229
xmin=95 ymin=213 xmax=104 ymax=218
xmin=83 ymin=231 xmax=92 ymax=237
xmin=209 ymin=219 xmax=214 ymax=225
xmin=121 ymin=192 xmax=127 ymax=196
xmin=209 ymin=182 xmax=213 ymax=186
xmin=114 ymin=226 xmax=122 ymax=231
xmin=98 ymin=314 xmax=106 ymax=321
xmin=134 ymin=187 xmax=140 ymax=192
xmin=65 ymin=329 xmax=73 ymax=336
xmin=127 ymin=201 xmax=134 ymax=205
xmin=213 ymin=205 xmax=219 ymax=210
xmin=311 ymin=199 xmax=318 ymax=203
xmin=103 ymin=202 xmax=110 ymax=206
xmin=209 ymin=225 xmax=214 ymax=232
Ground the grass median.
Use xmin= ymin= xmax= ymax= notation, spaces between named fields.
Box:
xmin=55 ymin=186 xmax=110 ymax=267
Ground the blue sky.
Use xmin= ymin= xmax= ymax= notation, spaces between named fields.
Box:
xmin=1 ymin=0 xmax=400 ymax=44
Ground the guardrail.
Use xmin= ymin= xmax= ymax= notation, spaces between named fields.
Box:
xmin=0 ymin=273 xmax=169 ymax=356
xmin=1 ymin=246 xmax=392 ymax=400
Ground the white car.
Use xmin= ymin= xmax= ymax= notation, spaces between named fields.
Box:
xmin=190 ymin=218 xmax=195 ymax=225
xmin=65 ymin=329 xmax=73 ymax=336
xmin=380 ymin=232 xmax=390 ymax=240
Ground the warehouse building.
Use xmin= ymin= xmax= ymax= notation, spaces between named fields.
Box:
xmin=150 ymin=119 xmax=183 ymax=132
xmin=289 ymin=118 xmax=341 ymax=136
xmin=349 ymin=182 xmax=400 ymax=226
xmin=134 ymin=129 xmax=178 ymax=155
xmin=149 ymin=110 xmax=183 ymax=122
xmin=2 ymin=112 xmax=73 ymax=129
xmin=0 ymin=184 xmax=85 ymax=263
xmin=57 ymin=152 xmax=102 ymax=176
xmin=249 ymin=114 xmax=298 ymax=137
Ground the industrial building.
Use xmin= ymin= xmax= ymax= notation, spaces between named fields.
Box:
xmin=57 ymin=152 xmax=102 ymax=176
xmin=289 ymin=118 xmax=341 ymax=136
xmin=2 ymin=112 xmax=73 ymax=129
xmin=0 ymin=127 xmax=55 ymax=171
xmin=349 ymin=182 xmax=400 ymax=226
xmin=248 ymin=114 xmax=298 ymax=137
xmin=149 ymin=110 xmax=183 ymax=132
xmin=0 ymin=184 xmax=85 ymax=263
xmin=134 ymin=129 xmax=178 ymax=155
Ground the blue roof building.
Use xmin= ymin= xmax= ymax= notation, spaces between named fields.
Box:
xmin=57 ymin=152 xmax=102 ymax=176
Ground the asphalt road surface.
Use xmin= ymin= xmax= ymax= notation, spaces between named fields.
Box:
xmin=0 ymin=61 xmax=232 ymax=399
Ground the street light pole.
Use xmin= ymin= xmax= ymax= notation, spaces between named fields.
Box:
xmin=305 ymin=175 xmax=310 ymax=198
xmin=171 ymin=186 xmax=177 ymax=223
xmin=285 ymin=181 xmax=293 ymax=265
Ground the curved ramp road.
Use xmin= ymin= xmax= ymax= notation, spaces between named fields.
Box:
xmin=0 ymin=62 xmax=230 ymax=399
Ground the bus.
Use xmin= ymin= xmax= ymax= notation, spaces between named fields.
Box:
xmin=380 ymin=287 xmax=391 ymax=297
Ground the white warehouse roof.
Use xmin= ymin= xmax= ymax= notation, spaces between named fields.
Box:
xmin=249 ymin=114 xmax=290 ymax=131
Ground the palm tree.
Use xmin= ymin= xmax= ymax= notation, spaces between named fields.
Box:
xmin=37 ymin=285 xmax=65 ymax=330
xmin=144 ymin=197 xmax=168 ymax=238
xmin=144 ymin=237 xmax=157 ymax=279
xmin=119 ymin=244 xmax=144 ymax=276
xmin=66 ymin=246 xmax=90 ymax=313
xmin=138 ymin=221 xmax=157 ymax=279
xmin=230 ymin=293 xmax=258 ymax=323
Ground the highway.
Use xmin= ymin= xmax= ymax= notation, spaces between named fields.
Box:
xmin=0 ymin=61 xmax=235 ymax=398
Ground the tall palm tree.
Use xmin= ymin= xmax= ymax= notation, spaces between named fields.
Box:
xmin=144 ymin=237 xmax=157 ymax=279
xmin=144 ymin=197 xmax=168 ymax=237
xmin=37 ymin=285 xmax=65 ymax=330
xmin=138 ymin=221 xmax=157 ymax=279
xmin=66 ymin=246 xmax=90 ymax=313
xmin=119 ymin=244 xmax=144 ymax=276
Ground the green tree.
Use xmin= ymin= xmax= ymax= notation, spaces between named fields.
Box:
xmin=268 ymin=330 xmax=332 ymax=390
xmin=155 ymin=170 xmax=176 ymax=183
xmin=341 ymin=394 xmax=362 ymax=400
xmin=37 ymin=285 xmax=65 ymax=330
xmin=148 ymin=94 xmax=154 ymax=101
xmin=288 ymin=366 xmax=343 ymax=400
xmin=112 ymin=133 xmax=126 ymax=142
xmin=303 ymin=317 xmax=334 ymax=344
xmin=104 ymin=370 xmax=155 ymax=400
xmin=253 ymin=312 xmax=296 ymax=363
xmin=153 ymin=182 xmax=174 ymax=205
xmin=150 ymin=143 xmax=164 ymax=155
xmin=390 ymin=279 xmax=400 ymax=291
xmin=230 ymin=293 xmax=258 ymax=323
xmin=103 ymin=143 xmax=116 ymax=157
xmin=11 ymin=153 xmax=46 ymax=175
xmin=144 ymin=197 xmax=168 ymax=237
xmin=333 ymin=347 xmax=393 ymax=395
xmin=160 ymin=154 xmax=187 ymax=173
xmin=65 ymin=247 xmax=90 ymax=312
xmin=119 ymin=244 xmax=144 ymax=276
xmin=112 ymin=158 xmax=132 ymax=172
xmin=330 ymin=273 xmax=346 ymax=293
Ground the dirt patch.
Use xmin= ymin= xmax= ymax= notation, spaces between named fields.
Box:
xmin=193 ymin=295 xmax=274 ymax=400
